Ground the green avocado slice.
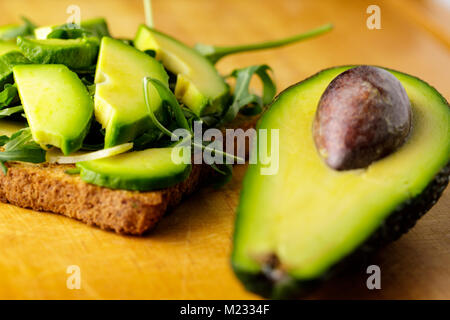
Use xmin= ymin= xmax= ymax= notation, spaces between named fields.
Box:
xmin=17 ymin=36 xmax=99 ymax=69
xmin=232 ymin=66 xmax=450 ymax=299
xmin=0 ymin=40 xmax=20 ymax=56
xmin=80 ymin=18 xmax=110 ymax=38
xmin=134 ymin=25 xmax=229 ymax=116
xmin=13 ymin=64 xmax=94 ymax=155
xmin=77 ymin=147 xmax=191 ymax=191
xmin=94 ymin=37 xmax=169 ymax=148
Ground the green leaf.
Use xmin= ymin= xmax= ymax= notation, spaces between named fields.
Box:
xmin=144 ymin=0 xmax=154 ymax=28
xmin=0 ymin=162 xmax=7 ymax=174
xmin=143 ymin=77 xmax=191 ymax=138
xmin=4 ymin=128 xmax=32 ymax=150
xmin=0 ymin=84 xmax=19 ymax=109
xmin=0 ymin=105 xmax=23 ymax=118
xmin=0 ymin=135 xmax=9 ymax=146
xmin=0 ymin=148 xmax=46 ymax=163
xmin=0 ymin=128 xmax=46 ymax=173
xmin=0 ymin=16 xmax=36 ymax=41
xmin=210 ymin=163 xmax=233 ymax=187
xmin=220 ymin=64 xmax=276 ymax=125
xmin=46 ymin=23 xmax=91 ymax=40
xmin=194 ymin=23 xmax=333 ymax=64
xmin=142 ymin=77 xmax=243 ymax=184
xmin=143 ymin=49 xmax=156 ymax=58
xmin=65 ymin=168 xmax=81 ymax=175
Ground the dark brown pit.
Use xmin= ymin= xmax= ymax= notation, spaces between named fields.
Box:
xmin=313 ymin=65 xmax=412 ymax=170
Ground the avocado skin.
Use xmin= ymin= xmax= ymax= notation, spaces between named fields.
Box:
xmin=104 ymin=105 xmax=168 ymax=148
xmin=60 ymin=117 xmax=93 ymax=155
xmin=233 ymin=163 xmax=449 ymax=299
xmin=78 ymin=162 xmax=192 ymax=192
xmin=232 ymin=66 xmax=450 ymax=299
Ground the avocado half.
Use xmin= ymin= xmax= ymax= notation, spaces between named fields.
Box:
xmin=231 ymin=66 xmax=450 ymax=299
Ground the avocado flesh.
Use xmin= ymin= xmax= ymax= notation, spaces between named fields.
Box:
xmin=94 ymin=37 xmax=169 ymax=148
xmin=232 ymin=66 xmax=450 ymax=298
xmin=0 ymin=40 xmax=19 ymax=56
xmin=77 ymin=147 xmax=191 ymax=191
xmin=81 ymin=18 xmax=110 ymax=38
xmin=134 ymin=25 xmax=229 ymax=116
xmin=17 ymin=37 xmax=99 ymax=69
xmin=13 ymin=64 xmax=94 ymax=155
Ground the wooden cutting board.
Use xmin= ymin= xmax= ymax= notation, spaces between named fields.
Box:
xmin=0 ymin=0 xmax=448 ymax=299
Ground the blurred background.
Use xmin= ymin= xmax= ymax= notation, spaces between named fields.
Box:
xmin=1 ymin=0 xmax=449 ymax=98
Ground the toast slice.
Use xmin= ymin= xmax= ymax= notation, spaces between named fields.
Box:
xmin=0 ymin=116 xmax=257 ymax=235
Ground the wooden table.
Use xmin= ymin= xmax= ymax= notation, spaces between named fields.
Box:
xmin=0 ymin=0 xmax=448 ymax=299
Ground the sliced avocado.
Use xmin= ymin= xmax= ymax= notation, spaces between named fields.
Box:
xmin=13 ymin=64 xmax=94 ymax=155
xmin=134 ymin=25 xmax=229 ymax=116
xmin=77 ymin=147 xmax=191 ymax=191
xmin=81 ymin=18 xmax=110 ymax=38
xmin=0 ymin=40 xmax=19 ymax=56
xmin=0 ymin=51 xmax=30 ymax=87
xmin=232 ymin=66 xmax=450 ymax=298
xmin=94 ymin=37 xmax=169 ymax=148
xmin=17 ymin=36 xmax=99 ymax=69
xmin=34 ymin=18 xmax=110 ymax=40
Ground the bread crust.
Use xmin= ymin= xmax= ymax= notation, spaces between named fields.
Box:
xmin=0 ymin=116 xmax=257 ymax=235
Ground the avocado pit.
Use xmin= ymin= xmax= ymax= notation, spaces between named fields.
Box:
xmin=313 ymin=65 xmax=412 ymax=170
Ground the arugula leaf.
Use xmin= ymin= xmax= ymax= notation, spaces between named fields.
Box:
xmin=143 ymin=49 xmax=157 ymax=58
xmin=0 ymin=84 xmax=19 ymax=108
xmin=0 ymin=162 xmax=7 ymax=174
xmin=144 ymin=0 xmax=154 ymax=28
xmin=0 ymin=128 xmax=46 ymax=173
xmin=143 ymin=77 xmax=191 ymax=137
xmin=220 ymin=65 xmax=276 ymax=125
xmin=0 ymin=135 xmax=10 ymax=146
xmin=210 ymin=163 xmax=233 ymax=188
xmin=4 ymin=128 xmax=32 ymax=150
xmin=194 ymin=23 xmax=333 ymax=64
xmin=46 ymin=23 xmax=91 ymax=39
xmin=65 ymin=168 xmax=81 ymax=175
xmin=0 ymin=16 xmax=36 ymax=41
xmin=142 ymin=77 xmax=244 ymax=177
xmin=0 ymin=105 xmax=23 ymax=118
xmin=0 ymin=148 xmax=46 ymax=163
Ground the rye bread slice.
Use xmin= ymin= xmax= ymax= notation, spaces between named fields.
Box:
xmin=0 ymin=116 xmax=257 ymax=235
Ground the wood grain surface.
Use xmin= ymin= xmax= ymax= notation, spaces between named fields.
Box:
xmin=0 ymin=0 xmax=448 ymax=299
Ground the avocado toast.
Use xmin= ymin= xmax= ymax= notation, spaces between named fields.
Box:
xmin=0 ymin=10 xmax=331 ymax=234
